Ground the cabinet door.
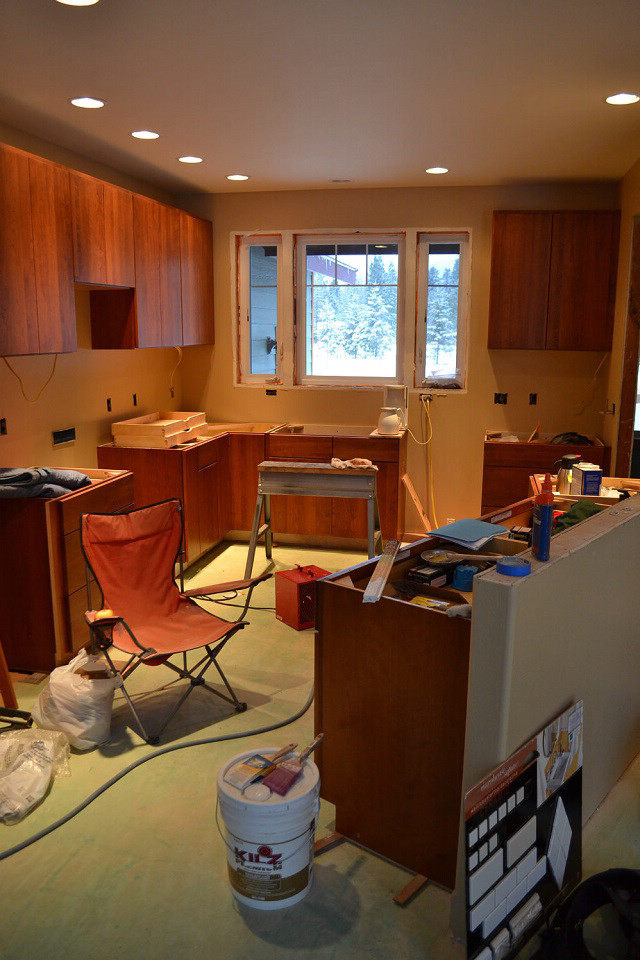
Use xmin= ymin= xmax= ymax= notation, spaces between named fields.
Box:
xmin=71 ymin=172 xmax=135 ymax=286
xmin=132 ymin=194 xmax=163 ymax=347
xmin=180 ymin=211 xmax=214 ymax=345
xmin=196 ymin=460 xmax=222 ymax=556
xmin=268 ymin=456 xmax=333 ymax=536
xmin=547 ymin=211 xmax=620 ymax=351
xmin=488 ymin=211 xmax=551 ymax=349
xmin=160 ymin=204 xmax=182 ymax=346
xmin=0 ymin=144 xmax=39 ymax=355
xmin=29 ymin=156 xmax=76 ymax=353
xmin=330 ymin=461 xmax=398 ymax=541
xmin=227 ymin=434 xmax=267 ymax=531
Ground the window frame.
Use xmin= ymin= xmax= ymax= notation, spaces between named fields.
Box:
xmin=293 ymin=232 xmax=405 ymax=387
xmin=236 ymin=234 xmax=284 ymax=384
xmin=415 ymin=231 xmax=471 ymax=391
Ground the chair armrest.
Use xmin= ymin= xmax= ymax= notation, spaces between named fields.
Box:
xmin=85 ymin=611 xmax=156 ymax=655
xmin=182 ymin=573 xmax=272 ymax=598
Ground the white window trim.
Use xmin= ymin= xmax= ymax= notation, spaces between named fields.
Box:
xmin=236 ymin=234 xmax=285 ymax=384
xmin=232 ymin=227 xmax=471 ymax=392
xmin=294 ymin=232 xmax=405 ymax=387
xmin=415 ymin=231 xmax=471 ymax=392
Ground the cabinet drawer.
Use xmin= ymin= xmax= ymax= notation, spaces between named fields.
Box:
xmin=266 ymin=434 xmax=332 ymax=460
xmin=195 ymin=437 xmax=223 ymax=470
xmin=332 ymin=437 xmax=400 ymax=463
xmin=61 ymin=474 xmax=135 ymax=534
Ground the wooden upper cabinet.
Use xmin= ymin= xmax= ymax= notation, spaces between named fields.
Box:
xmin=0 ymin=144 xmax=75 ymax=356
xmin=133 ymin=195 xmax=181 ymax=347
xmin=547 ymin=211 xmax=620 ymax=351
xmin=29 ymin=157 xmax=76 ymax=353
xmin=488 ymin=209 xmax=620 ymax=351
xmin=0 ymin=144 xmax=39 ymax=355
xmin=488 ymin=212 xmax=551 ymax=349
xmin=70 ymin=171 xmax=134 ymax=287
xmin=180 ymin=211 xmax=214 ymax=345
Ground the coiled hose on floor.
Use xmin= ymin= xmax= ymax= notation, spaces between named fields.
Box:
xmin=0 ymin=684 xmax=314 ymax=863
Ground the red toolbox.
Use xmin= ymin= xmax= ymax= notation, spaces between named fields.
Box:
xmin=275 ymin=565 xmax=330 ymax=631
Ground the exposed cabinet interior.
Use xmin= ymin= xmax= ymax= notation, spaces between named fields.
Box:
xmin=488 ymin=209 xmax=620 ymax=351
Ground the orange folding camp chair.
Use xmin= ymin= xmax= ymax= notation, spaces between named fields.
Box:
xmin=81 ymin=499 xmax=270 ymax=744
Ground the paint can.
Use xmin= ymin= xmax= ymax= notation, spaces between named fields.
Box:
xmin=216 ymin=747 xmax=320 ymax=910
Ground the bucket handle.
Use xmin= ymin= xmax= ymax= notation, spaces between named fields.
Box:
xmin=215 ymin=799 xmax=318 ymax=864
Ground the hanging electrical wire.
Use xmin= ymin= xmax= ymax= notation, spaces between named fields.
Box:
xmin=420 ymin=394 xmax=438 ymax=528
xmin=2 ymin=354 xmax=58 ymax=403
xmin=169 ymin=346 xmax=183 ymax=399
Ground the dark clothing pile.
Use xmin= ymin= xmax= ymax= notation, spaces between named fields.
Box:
xmin=0 ymin=467 xmax=92 ymax=499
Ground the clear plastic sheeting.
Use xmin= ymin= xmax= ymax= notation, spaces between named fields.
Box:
xmin=0 ymin=729 xmax=70 ymax=824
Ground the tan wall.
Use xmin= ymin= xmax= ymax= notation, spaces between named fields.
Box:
xmin=603 ymin=157 xmax=640 ymax=463
xmin=0 ymin=291 xmax=183 ymax=468
xmin=180 ymin=182 xmax=618 ymax=526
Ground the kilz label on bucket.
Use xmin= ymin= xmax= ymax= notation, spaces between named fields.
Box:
xmin=227 ymin=824 xmax=315 ymax=902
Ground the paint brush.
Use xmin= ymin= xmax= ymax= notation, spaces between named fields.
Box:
xmin=261 ymin=734 xmax=324 ymax=796
xmin=223 ymin=743 xmax=296 ymax=791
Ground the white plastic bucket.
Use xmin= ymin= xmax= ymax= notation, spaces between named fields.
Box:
xmin=217 ymin=746 xmax=320 ymax=910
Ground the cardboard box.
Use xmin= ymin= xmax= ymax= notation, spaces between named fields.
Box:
xmin=570 ymin=462 xmax=602 ymax=496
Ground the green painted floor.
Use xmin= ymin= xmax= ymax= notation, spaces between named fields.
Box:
xmin=2 ymin=542 xmax=639 ymax=960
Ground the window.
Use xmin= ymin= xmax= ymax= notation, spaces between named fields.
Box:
xmin=416 ymin=233 xmax=470 ymax=389
xmin=296 ymin=236 xmax=402 ymax=384
xmin=234 ymin=228 xmax=470 ymax=390
xmin=237 ymin=237 xmax=281 ymax=381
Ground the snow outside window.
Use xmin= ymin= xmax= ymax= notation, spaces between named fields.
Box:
xmin=416 ymin=233 xmax=470 ymax=390
xmin=295 ymin=236 xmax=402 ymax=384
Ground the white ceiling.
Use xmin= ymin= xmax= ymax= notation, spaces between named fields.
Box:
xmin=2 ymin=0 xmax=640 ymax=193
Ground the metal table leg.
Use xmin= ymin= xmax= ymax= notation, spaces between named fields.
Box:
xmin=244 ymin=493 xmax=264 ymax=578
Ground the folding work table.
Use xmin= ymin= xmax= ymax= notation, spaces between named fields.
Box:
xmin=244 ymin=460 xmax=381 ymax=577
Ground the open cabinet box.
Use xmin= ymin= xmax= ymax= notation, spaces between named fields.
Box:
xmin=314 ymin=491 xmax=628 ymax=892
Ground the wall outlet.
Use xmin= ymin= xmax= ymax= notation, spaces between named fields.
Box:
xmin=494 ymin=392 xmax=508 ymax=405
xmin=0 ymin=418 xmax=6 ymax=436
xmin=52 ymin=427 xmax=76 ymax=446
xmin=133 ymin=393 xmax=138 ymax=406
xmin=529 ymin=393 xmax=538 ymax=405
xmin=266 ymin=389 xmax=277 ymax=396
xmin=106 ymin=397 xmax=112 ymax=412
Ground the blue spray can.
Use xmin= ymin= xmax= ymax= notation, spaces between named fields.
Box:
xmin=531 ymin=472 xmax=554 ymax=561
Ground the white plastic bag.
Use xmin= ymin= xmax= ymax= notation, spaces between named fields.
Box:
xmin=32 ymin=649 xmax=118 ymax=750
xmin=0 ymin=729 xmax=70 ymax=823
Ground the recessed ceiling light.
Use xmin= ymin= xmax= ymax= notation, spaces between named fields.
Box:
xmin=426 ymin=166 xmax=449 ymax=175
xmin=56 ymin=0 xmax=100 ymax=5
xmin=131 ymin=130 xmax=159 ymax=140
xmin=605 ymin=92 xmax=640 ymax=105
xmin=178 ymin=155 xmax=203 ymax=163
xmin=226 ymin=174 xmax=249 ymax=181
xmin=70 ymin=96 xmax=105 ymax=109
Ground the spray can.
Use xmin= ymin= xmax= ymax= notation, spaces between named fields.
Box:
xmin=531 ymin=472 xmax=554 ymax=561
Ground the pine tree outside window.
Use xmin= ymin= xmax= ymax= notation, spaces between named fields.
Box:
xmin=295 ymin=235 xmax=403 ymax=385
xmin=416 ymin=233 xmax=470 ymax=390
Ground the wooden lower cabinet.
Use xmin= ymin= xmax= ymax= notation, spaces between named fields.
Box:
xmin=97 ymin=435 xmax=229 ymax=564
xmin=481 ymin=437 xmax=611 ymax=514
xmin=227 ymin=434 xmax=267 ymax=531
xmin=0 ymin=469 xmax=133 ymax=672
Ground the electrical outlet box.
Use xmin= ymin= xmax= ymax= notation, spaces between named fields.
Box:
xmin=52 ymin=427 xmax=76 ymax=447
xmin=133 ymin=393 xmax=138 ymax=406
xmin=106 ymin=397 xmax=112 ymax=412
xmin=0 ymin=418 xmax=6 ymax=436
xmin=494 ymin=392 xmax=508 ymax=405
xmin=529 ymin=393 xmax=538 ymax=405
xmin=266 ymin=389 xmax=277 ymax=396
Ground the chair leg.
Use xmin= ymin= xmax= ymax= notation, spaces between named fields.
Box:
xmin=245 ymin=494 xmax=264 ymax=578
